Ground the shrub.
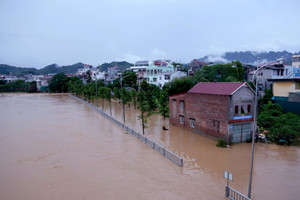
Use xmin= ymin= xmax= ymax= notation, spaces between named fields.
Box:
xmin=216 ymin=139 xmax=228 ymax=148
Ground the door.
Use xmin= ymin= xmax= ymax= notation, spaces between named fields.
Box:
xmin=232 ymin=123 xmax=251 ymax=143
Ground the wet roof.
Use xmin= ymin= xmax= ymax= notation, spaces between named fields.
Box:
xmin=188 ymin=82 xmax=246 ymax=95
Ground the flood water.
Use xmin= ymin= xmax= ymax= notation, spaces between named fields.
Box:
xmin=1 ymin=93 xmax=300 ymax=200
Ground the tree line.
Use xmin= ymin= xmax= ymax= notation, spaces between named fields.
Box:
xmin=49 ymin=72 xmax=168 ymax=135
xmin=0 ymin=80 xmax=37 ymax=92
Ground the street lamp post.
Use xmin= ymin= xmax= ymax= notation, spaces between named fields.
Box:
xmin=248 ymin=58 xmax=259 ymax=198
xmin=248 ymin=58 xmax=283 ymax=198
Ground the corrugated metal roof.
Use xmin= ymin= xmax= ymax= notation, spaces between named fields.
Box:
xmin=188 ymin=82 xmax=246 ymax=95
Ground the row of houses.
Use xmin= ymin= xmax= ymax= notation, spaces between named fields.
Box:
xmin=0 ymin=74 xmax=53 ymax=92
xmin=128 ymin=60 xmax=186 ymax=88
xmin=76 ymin=61 xmax=187 ymax=89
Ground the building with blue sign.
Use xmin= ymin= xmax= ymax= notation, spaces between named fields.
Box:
xmin=169 ymin=82 xmax=255 ymax=143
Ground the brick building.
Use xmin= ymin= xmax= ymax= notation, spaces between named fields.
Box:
xmin=169 ymin=82 xmax=255 ymax=143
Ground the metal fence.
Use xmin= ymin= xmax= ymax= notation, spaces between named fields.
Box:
xmin=69 ymin=94 xmax=183 ymax=167
xmin=226 ymin=186 xmax=251 ymax=200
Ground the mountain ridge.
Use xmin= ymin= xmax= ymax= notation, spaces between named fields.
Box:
xmin=198 ymin=50 xmax=299 ymax=65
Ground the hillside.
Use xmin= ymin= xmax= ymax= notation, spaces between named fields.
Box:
xmin=0 ymin=61 xmax=133 ymax=75
xmin=97 ymin=61 xmax=133 ymax=72
xmin=38 ymin=62 xmax=84 ymax=74
xmin=0 ymin=64 xmax=39 ymax=76
xmin=199 ymin=51 xmax=300 ymax=65
xmin=0 ymin=62 xmax=84 ymax=75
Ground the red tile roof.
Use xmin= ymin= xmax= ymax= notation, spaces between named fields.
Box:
xmin=192 ymin=59 xmax=209 ymax=66
xmin=188 ymin=82 xmax=247 ymax=95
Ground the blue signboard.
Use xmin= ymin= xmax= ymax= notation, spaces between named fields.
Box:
xmin=294 ymin=68 xmax=300 ymax=77
xmin=233 ymin=115 xmax=252 ymax=120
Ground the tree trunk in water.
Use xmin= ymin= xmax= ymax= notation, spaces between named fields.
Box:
xmin=109 ymin=100 xmax=112 ymax=116
xmin=122 ymin=103 xmax=125 ymax=123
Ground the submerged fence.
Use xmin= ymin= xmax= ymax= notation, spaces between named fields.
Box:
xmin=69 ymin=94 xmax=183 ymax=167
xmin=226 ymin=186 xmax=251 ymax=200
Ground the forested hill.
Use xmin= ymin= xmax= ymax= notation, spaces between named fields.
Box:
xmin=97 ymin=61 xmax=134 ymax=72
xmin=38 ymin=63 xmax=84 ymax=75
xmin=0 ymin=64 xmax=39 ymax=75
xmin=0 ymin=61 xmax=134 ymax=75
xmin=199 ymin=51 xmax=300 ymax=64
xmin=0 ymin=63 xmax=85 ymax=76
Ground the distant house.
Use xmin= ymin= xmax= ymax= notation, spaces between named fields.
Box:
xmin=36 ymin=75 xmax=52 ymax=92
xmin=248 ymin=62 xmax=292 ymax=97
xmin=77 ymin=64 xmax=102 ymax=81
xmin=188 ymin=59 xmax=209 ymax=76
xmin=156 ymin=71 xmax=187 ymax=89
xmin=268 ymin=68 xmax=300 ymax=114
xmin=169 ymin=82 xmax=255 ymax=143
xmin=129 ymin=61 xmax=148 ymax=85
xmin=146 ymin=60 xmax=175 ymax=86
xmin=292 ymin=55 xmax=300 ymax=68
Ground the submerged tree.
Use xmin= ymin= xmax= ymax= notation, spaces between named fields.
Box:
xmin=159 ymin=89 xmax=169 ymax=121
xmin=120 ymin=88 xmax=131 ymax=123
xmin=137 ymin=89 xmax=152 ymax=135
xmin=98 ymin=86 xmax=106 ymax=110
xmin=105 ymin=87 xmax=112 ymax=116
xmin=48 ymin=73 xmax=68 ymax=93
xmin=130 ymin=89 xmax=137 ymax=109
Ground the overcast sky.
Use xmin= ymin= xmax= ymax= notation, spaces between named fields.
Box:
xmin=0 ymin=0 xmax=299 ymax=68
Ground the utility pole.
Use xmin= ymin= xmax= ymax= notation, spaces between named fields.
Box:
xmin=248 ymin=58 xmax=283 ymax=198
xmin=248 ymin=57 xmax=259 ymax=198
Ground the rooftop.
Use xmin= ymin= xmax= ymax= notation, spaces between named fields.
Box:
xmin=188 ymin=82 xmax=249 ymax=95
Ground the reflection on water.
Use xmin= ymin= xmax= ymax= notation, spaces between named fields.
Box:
xmin=0 ymin=94 xmax=299 ymax=200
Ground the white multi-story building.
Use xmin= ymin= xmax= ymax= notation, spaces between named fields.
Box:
xmin=146 ymin=60 xmax=175 ymax=85
xmin=292 ymin=55 xmax=300 ymax=68
xmin=157 ymin=71 xmax=187 ymax=89
xmin=77 ymin=64 xmax=104 ymax=81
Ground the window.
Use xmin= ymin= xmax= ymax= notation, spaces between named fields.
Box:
xmin=180 ymin=100 xmax=184 ymax=111
xmin=296 ymin=82 xmax=300 ymax=90
xmin=247 ymin=105 xmax=251 ymax=113
xmin=235 ymin=105 xmax=239 ymax=114
xmin=180 ymin=115 xmax=184 ymax=124
xmin=172 ymin=99 xmax=177 ymax=110
xmin=241 ymin=105 xmax=245 ymax=114
xmin=213 ymin=120 xmax=220 ymax=130
xmin=159 ymin=76 xmax=162 ymax=80
xmin=153 ymin=78 xmax=157 ymax=82
xmin=190 ymin=118 xmax=195 ymax=128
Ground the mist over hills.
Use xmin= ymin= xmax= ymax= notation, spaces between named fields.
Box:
xmin=199 ymin=50 xmax=299 ymax=64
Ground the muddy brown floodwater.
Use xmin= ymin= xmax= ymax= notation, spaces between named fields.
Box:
xmin=0 ymin=94 xmax=300 ymax=200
